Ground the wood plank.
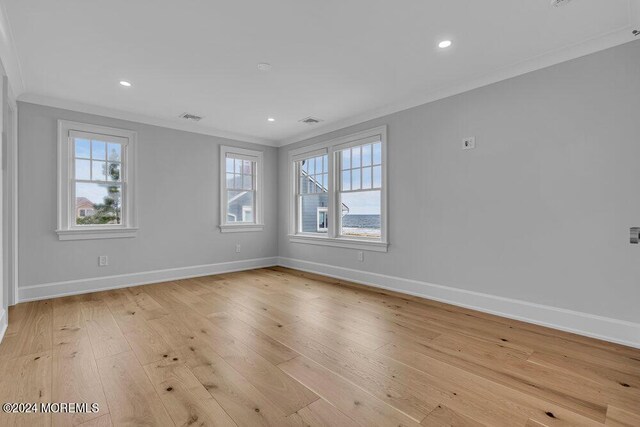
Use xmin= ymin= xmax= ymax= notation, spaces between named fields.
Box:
xmin=182 ymin=341 xmax=297 ymax=426
xmin=0 ymin=350 xmax=52 ymax=427
xmin=77 ymin=414 xmax=113 ymax=427
xmin=290 ymin=399 xmax=359 ymax=427
xmin=51 ymin=297 xmax=109 ymax=427
xmin=605 ymin=405 xmax=640 ymax=426
xmin=421 ymin=405 xmax=485 ymax=426
xmin=279 ymin=356 xmax=421 ymax=427
xmin=96 ymin=351 xmax=173 ymax=426
xmin=207 ymin=311 xmax=299 ymax=364
xmin=262 ymin=321 xmax=438 ymax=422
xmin=80 ymin=300 xmax=130 ymax=360
xmin=143 ymin=357 xmax=236 ymax=426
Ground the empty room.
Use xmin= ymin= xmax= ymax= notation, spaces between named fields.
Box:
xmin=0 ymin=0 xmax=639 ymax=426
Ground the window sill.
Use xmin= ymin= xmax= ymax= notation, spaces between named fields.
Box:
xmin=219 ymin=224 xmax=264 ymax=233
xmin=57 ymin=227 xmax=138 ymax=241
xmin=288 ymin=234 xmax=388 ymax=252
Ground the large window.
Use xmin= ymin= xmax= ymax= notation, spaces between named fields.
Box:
xmin=339 ymin=141 xmax=382 ymax=239
xmin=289 ymin=126 xmax=387 ymax=252
xmin=57 ymin=121 xmax=138 ymax=240
xmin=295 ymin=154 xmax=328 ymax=234
xmin=220 ymin=146 xmax=263 ymax=232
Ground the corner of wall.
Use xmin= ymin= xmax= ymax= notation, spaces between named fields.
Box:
xmin=0 ymin=307 xmax=7 ymax=345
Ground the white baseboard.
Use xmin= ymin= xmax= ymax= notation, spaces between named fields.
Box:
xmin=277 ymin=257 xmax=640 ymax=349
xmin=15 ymin=255 xmax=640 ymax=349
xmin=0 ymin=308 xmax=7 ymax=345
xmin=18 ymin=257 xmax=278 ymax=302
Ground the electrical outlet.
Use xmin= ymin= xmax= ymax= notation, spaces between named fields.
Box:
xmin=235 ymin=243 xmax=241 ymax=253
xmin=357 ymin=251 xmax=364 ymax=262
xmin=462 ymin=136 xmax=476 ymax=150
xmin=98 ymin=255 xmax=108 ymax=267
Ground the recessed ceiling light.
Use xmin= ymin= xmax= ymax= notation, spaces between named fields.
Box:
xmin=267 ymin=117 xmax=275 ymax=122
xmin=438 ymin=40 xmax=452 ymax=49
xmin=119 ymin=80 xmax=132 ymax=87
xmin=257 ymin=63 xmax=272 ymax=72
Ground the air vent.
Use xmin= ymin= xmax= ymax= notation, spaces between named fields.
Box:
xmin=550 ymin=0 xmax=572 ymax=7
xmin=299 ymin=116 xmax=323 ymax=125
xmin=179 ymin=112 xmax=203 ymax=122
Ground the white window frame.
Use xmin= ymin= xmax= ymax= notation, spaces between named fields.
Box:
xmin=288 ymin=126 xmax=388 ymax=252
xmin=219 ymin=145 xmax=264 ymax=233
xmin=57 ymin=120 xmax=138 ymax=241
xmin=317 ymin=207 xmax=328 ymax=232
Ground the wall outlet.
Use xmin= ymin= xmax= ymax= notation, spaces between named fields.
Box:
xmin=235 ymin=243 xmax=241 ymax=253
xmin=462 ymin=136 xmax=476 ymax=150
xmin=98 ymin=255 xmax=108 ymax=267
xmin=357 ymin=251 xmax=364 ymax=262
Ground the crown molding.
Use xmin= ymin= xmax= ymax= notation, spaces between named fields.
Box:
xmin=277 ymin=25 xmax=638 ymax=147
xmin=0 ymin=0 xmax=25 ymax=96
xmin=18 ymin=93 xmax=279 ymax=147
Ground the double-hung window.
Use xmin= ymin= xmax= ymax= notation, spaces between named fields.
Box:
xmin=289 ymin=126 xmax=387 ymax=252
xmin=57 ymin=121 xmax=138 ymax=240
xmin=220 ymin=146 xmax=264 ymax=232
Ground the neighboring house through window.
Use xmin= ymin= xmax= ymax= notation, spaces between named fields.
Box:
xmin=220 ymin=146 xmax=264 ymax=232
xmin=289 ymin=126 xmax=388 ymax=252
xmin=57 ymin=120 xmax=138 ymax=240
xmin=317 ymin=207 xmax=328 ymax=232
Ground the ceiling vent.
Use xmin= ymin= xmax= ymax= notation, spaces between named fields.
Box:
xmin=179 ymin=112 xmax=203 ymax=122
xmin=550 ymin=0 xmax=572 ymax=7
xmin=299 ymin=116 xmax=323 ymax=125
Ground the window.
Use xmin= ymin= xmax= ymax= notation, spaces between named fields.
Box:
xmin=317 ymin=207 xmax=328 ymax=232
xmin=220 ymin=146 xmax=263 ymax=232
xmin=339 ymin=141 xmax=382 ymax=239
xmin=289 ymin=126 xmax=387 ymax=252
xmin=57 ymin=121 xmax=138 ymax=240
xmin=295 ymin=153 xmax=328 ymax=235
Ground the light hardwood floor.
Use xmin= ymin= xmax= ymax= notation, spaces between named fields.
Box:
xmin=1 ymin=267 xmax=639 ymax=426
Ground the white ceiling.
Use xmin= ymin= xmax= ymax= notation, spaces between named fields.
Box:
xmin=1 ymin=0 xmax=638 ymax=146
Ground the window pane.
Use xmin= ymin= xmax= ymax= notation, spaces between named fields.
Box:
xmin=323 ymin=157 xmax=328 ymax=173
xmin=243 ymin=174 xmax=252 ymax=190
xmin=308 ymin=157 xmax=315 ymax=175
xmin=107 ymin=162 xmax=121 ymax=182
xmin=362 ymin=166 xmax=372 ymax=189
xmin=315 ymin=157 xmax=323 ymax=175
xmin=299 ymin=194 xmax=328 ymax=233
xmin=92 ymin=161 xmax=107 ymax=181
xmin=75 ymin=159 xmax=90 ymax=180
xmin=341 ymin=170 xmax=351 ymax=191
xmin=75 ymin=182 xmax=122 ymax=225
xmin=107 ymin=143 xmax=121 ymax=161
xmin=301 ymin=159 xmax=309 ymax=173
xmin=243 ymin=160 xmax=252 ymax=175
xmin=373 ymin=165 xmax=382 ymax=188
xmin=234 ymin=159 xmax=242 ymax=173
xmin=373 ymin=142 xmax=382 ymax=165
xmin=226 ymin=173 xmax=235 ymax=188
xmin=226 ymin=158 xmax=234 ymax=173
xmin=351 ymin=169 xmax=361 ymax=190
xmin=342 ymin=150 xmax=350 ymax=170
xmin=227 ymin=190 xmax=254 ymax=223
xmin=75 ymin=139 xmax=91 ymax=159
xmin=340 ymin=190 xmax=381 ymax=239
xmin=322 ymin=173 xmax=328 ymax=190
xmin=92 ymin=140 xmax=106 ymax=160
xmin=234 ymin=174 xmax=243 ymax=189
xmin=317 ymin=209 xmax=328 ymax=232
xmin=351 ymin=146 xmax=361 ymax=169
xmin=362 ymin=144 xmax=372 ymax=166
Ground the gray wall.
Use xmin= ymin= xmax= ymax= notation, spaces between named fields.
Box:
xmin=18 ymin=102 xmax=278 ymax=288
xmin=278 ymin=40 xmax=640 ymax=323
